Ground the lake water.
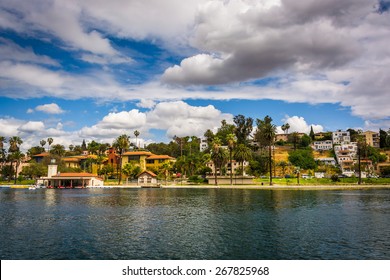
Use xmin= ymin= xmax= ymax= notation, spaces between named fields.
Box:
xmin=1 ymin=187 xmax=389 ymax=260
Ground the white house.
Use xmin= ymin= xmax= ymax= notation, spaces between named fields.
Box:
xmin=137 ymin=170 xmax=158 ymax=186
xmin=332 ymin=130 xmax=351 ymax=145
xmin=312 ymin=140 xmax=333 ymax=151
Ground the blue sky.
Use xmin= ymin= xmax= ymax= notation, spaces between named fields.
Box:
xmin=0 ymin=0 xmax=389 ymax=150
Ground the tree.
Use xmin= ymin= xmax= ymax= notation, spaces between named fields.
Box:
xmin=47 ymin=137 xmax=53 ymax=153
xmin=300 ymin=134 xmax=312 ymax=148
xmin=281 ymin=123 xmax=290 ymax=134
xmin=81 ymin=139 xmax=87 ymax=151
xmin=356 ymin=134 xmax=368 ymax=185
xmin=9 ymin=150 xmax=25 ymax=184
xmin=226 ymin=133 xmax=236 ymax=184
xmin=8 ymin=136 xmax=23 ymax=182
xmin=9 ymin=136 xmax=22 ymax=153
xmin=50 ymin=144 xmax=66 ymax=157
xmin=216 ymin=120 xmax=236 ymax=145
xmin=255 ymin=116 xmax=276 ymax=185
xmin=87 ymin=140 xmax=100 ymax=155
xmin=0 ymin=136 xmax=7 ymax=170
xmin=40 ymin=139 xmax=46 ymax=150
xmin=309 ymin=126 xmax=315 ymax=141
xmin=122 ymin=162 xmax=141 ymax=184
xmin=289 ymin=132 xmax=300 ymax=150
xmin=113 ymin=134 xmax=130 ymax=185
xmin=234 ymin=144 xmax=252 ymax=176
xmin=27 ymin=146 xmax=45 ymax=157
xmin=233 ymin=114 xmax=253 ymax=145
xmin=379 ymin=129 xmax=387 ymax=148
xmin=210 ymin=137 xmax=228 ymax=186
xmin=278 ymin=161 xmax=289 ymax=177
xmin=288 ymin=149 xmax=316 ymax=170
xmin=134 ymin=130 xmax=140 ymax=149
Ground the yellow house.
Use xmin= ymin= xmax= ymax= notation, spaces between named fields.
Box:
xmin=121 ymin=151 xmax=153 ymax=170
xmin=146 ymin=155 xmax=175 ymax=169
xmin=121 ymin=151 xmax=175 ymax=171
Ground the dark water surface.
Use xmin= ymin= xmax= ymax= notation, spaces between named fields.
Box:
xmin=1 ymin=188 xmax=389 ymax=260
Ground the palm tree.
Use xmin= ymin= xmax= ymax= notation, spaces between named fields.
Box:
xmin=256 ymin=116 xmax=276 ymax=185
xmin=47 ymin=137 xmax=53 ymax=153
xmin=285 ymin=123 xmax=290 ymax=134
xmin=10 ymin=150 xmax=25 ymax=184
xmin=226 ymin=133 xmax=236 ymax=185
xmin=210 ymin=137 xmax=228 ymax=186
xmin=0 ymin=136 xmax=7 ymax=170
xmin=134 ymin=130 xmax=140 ymax=149
xmin=40 ymin=139 xmax=47 ymax=150
xmin=113 ymin=134 xmax=130 ymax=185
xmin=234 ymin=144 xmax=252 ymax=177
xmin=50 ymin=144 xmax=66 ymax=157
xmin=9 ymin=136 xmax=22 ymax=153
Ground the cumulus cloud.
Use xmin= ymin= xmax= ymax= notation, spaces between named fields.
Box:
xmin=18 ymin=121 xmax=45 ymax=133
xmin=79 ymin=101 xmax=233 ymax=141
xmin=35 ymin=103 xmax=65 ymax=114
xmin=280 ymin=116 xmax=323 ymax=134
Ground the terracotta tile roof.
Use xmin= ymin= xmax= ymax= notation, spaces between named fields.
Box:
xmin=147 ymin=154 xmax=174 ymax=160
xmin=62 ymin=158 xmax=80 ymax=162
xmin=137 ymin=170 xmax=157 ymax=177
xmin=33 ymin=152 xmax=50 ymax=157
xmin=123 ymin=151 xmax=153 ymax=156
xmin=52 ymin=172 xmax=97 ymax=177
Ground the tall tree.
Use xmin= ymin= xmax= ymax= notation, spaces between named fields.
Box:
xmin=226 ymin=133 xmax=236 ymax=184
xmin=285 ymin=123 xmax=290 ymax=134
xmin=309 ymin=126 xmax=315 ymax=140
xmin=40 ymin=139 xmax=46 ymax=150
xmin=0 ymin=136 xmax=6 ymax=169
xmin=113 ymin=134 xmax=130 ymax=185
xmin=210 ymin=137 xmax=228 ymax=186
xmin=9 ymin=136 xmax=22 ymax=153
xmin=134 ymin=130 xmax=140 ymax=149
xmin=216 ymin=120 xmax=236 ymax=145
xmin=50 ymin=144 xmax=66 ymax=157
xmin=233 ymin=114 xmax=253 ymax=145
xmin=47 ymin=137 xmax=54 ymax=153
xmin=255 ymin=116 xmax=276 ymax=185
xmin=10 ymin=150 xmax=25 ymax=184
xmin=234 ymin=144 xmax=252 ymax=176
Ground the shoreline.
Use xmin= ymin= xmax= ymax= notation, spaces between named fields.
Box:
xmin=2 ymin=184 xmax=390 ymax=191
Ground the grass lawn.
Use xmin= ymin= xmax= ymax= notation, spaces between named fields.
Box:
xmin=254 ymin=177 xmax=390 ymax=185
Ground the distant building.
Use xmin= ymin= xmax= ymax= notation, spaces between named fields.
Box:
xmin=200 ymin=138 xmax=208 ymax=152
xmin=363 ymin=131 xmax=380 ymax=148
xmin=137 ymin=170 xmax=158 ymax=186
xmin=312 ymin=140 xmax=333 ymax=151
xmin=332 ymin=130 xmax=351 ymax=145
xmin=315 ymin=157 xmax=336 ymax=165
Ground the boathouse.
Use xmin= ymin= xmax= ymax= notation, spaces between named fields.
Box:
xmin=137 ymin=170 xmax=158 ymax=187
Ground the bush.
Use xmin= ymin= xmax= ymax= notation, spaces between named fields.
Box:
xmin=331 ymin=174 xmax=340 ymax=182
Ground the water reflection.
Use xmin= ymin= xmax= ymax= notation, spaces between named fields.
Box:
xmin=0 ymin=188 xmax=389 ymax=259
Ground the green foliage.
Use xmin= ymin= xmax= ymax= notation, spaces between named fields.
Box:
xmin=248 ymin=153 xmax=268 ymax=177
xmin=20 ymin=162 xmax=47 ymax=179
xmin=233 ymin=114 xmax=253 ymax=145
xmin=330 ymin=174 xmax=340 ymax=182
xmin=288 ymin=149 xmax=316 ymax=169
xmin=27 ymin=146 xmax=45 ymax=157
xmin=300 ymin=134 xmax=311 ymax=148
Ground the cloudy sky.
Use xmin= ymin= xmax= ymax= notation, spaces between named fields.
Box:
xmin=1 ymin=0 xmax=390 ymax=150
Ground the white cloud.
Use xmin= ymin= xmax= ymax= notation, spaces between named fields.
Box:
xmin=136 ymin=99 xmax=156 ymax=109
xmin=78 ymin=101 xmax=233 ymax=141
xmin=35 ymin=103 xmax=65 ymax=114
xmin=18 ymin=121 xmax=45 ymax=133
xmin=99 ymin=110 xmax=147 ymax=129
xmin=280 ymin=116 xmax=323 ymax=134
